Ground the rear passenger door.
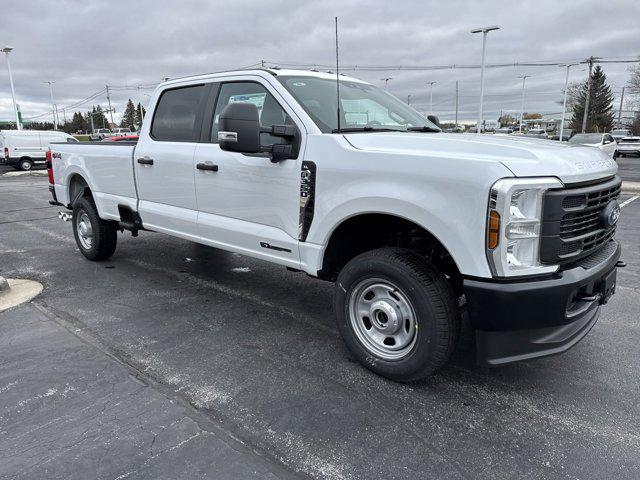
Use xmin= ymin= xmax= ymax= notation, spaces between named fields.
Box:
xmin=134 ymin=83 xmax=210 ymax=239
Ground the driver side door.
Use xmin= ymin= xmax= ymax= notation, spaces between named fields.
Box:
xmin=192 ymin=79 xmax=304 ymax=268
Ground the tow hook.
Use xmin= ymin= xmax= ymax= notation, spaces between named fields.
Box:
xmin=616 ymin=260 xmax=626 ymax=268
xmin=58 ymin=211 xmax=72 ymax=222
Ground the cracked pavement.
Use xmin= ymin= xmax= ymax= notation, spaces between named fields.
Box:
xmin=1 ymin=174 xmax=640 ymax=479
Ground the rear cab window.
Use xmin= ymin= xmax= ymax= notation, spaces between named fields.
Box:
xmin=151 ymin=84 xmax=208 ymax=142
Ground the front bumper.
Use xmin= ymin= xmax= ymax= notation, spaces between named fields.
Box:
xmin=463 ymin=240 xmax=621 ymax=366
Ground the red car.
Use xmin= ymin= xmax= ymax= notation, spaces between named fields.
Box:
xmin=102 ymin=135 xmax=139 ymax=142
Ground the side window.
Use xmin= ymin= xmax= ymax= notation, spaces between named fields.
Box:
xmin=151 ymin=84 xmax=207 ymax=142
xmin=211 ymin=82 xmax=289 ymax=146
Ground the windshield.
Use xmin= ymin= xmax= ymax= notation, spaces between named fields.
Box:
xmin=277 ymin=75 xmax=439 ymax=133
xmin=569 ymin=134 xmax=602 ymax=144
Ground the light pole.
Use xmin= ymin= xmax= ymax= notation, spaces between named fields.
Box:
xmin=559 ymin=64 xmax=578 ymax=142
xmin=427 ymin=81 xmax=436 ymax=114
xmin=2 ymin=46 xmax=21 ymax=130
xmin=380 ymin=77 xmax=392 ymax=90
xmin=471 ymin=26 xmax=500 ymax=134
xmin=44 ymin=81 xmax=58 ymax=130
xmin=407 ymin=94 xmax=411 ymax=106
xmin=517 ymin=75 xmax=531 ymax=133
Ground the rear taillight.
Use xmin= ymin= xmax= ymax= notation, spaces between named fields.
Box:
xmin=46 ymin=149 xmax=54 ymax=185
xmin=3 ymin=147 xmax=7 ymax=160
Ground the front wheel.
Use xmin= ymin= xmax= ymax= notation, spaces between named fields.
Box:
xmin=72 ymin=196 xmax=118 ymax=261
xmin=334 ymin=247 xmax=460 ymax=382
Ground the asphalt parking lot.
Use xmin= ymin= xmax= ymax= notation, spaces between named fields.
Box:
xmin=1 ymin=173 xmax=639 ymax=479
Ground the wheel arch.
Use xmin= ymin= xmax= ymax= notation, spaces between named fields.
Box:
xmin=317 ymin=212 xmax=462 ymax=292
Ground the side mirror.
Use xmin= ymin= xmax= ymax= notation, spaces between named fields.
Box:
xmin=218 ymin=103 xmax=261 ymax=153
xmin=427 ymin=115 xmax=440 ymax=127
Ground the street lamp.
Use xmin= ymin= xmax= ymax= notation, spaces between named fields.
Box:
xmin=427 ymin=81 xmax=436 ymax=114
xmin=471 ymin=25 xmax=500 ymax=134
xmin=559 ymin=64 xmax=578 ymax=142
xmin=2 ymin=46 xmax=21 ymax=130
xmin=380 ymin=77 xmax=392 ymax=90
xmin=517 ymin=75 xmax=531 ymax=133
xmin=44 ymin=81 xmax=57 ymax=130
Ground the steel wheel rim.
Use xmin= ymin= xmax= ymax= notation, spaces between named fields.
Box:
xmin=76 ymin=211 xmax=94 ymax=250
xmin=348 ymin=278 xmax=418 ymax=360
xmin=21 ymin=161 xmax=31 ymax=170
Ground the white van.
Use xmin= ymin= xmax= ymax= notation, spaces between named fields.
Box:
xmin=1 ymin=130 xmax=78 ymax=170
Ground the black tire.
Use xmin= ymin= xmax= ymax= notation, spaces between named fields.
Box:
xmin=18 ymin=158 xmax=33 ymax=171
xmin=334 ymin=247 xmax=460 ymax=382
xmin=72 ymin=196 xmax=118 ymax=261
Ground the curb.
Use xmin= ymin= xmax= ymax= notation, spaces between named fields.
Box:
xmin=1 ymin=170 xmax=48 ymax=177
xmin=622 ymin=181 xmax=640 ymax=195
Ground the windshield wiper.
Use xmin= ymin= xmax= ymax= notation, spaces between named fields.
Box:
xmin=332 ymin=127 xmax=400 ymax=133
xmin=406 ymin=126 xmax=441 ymax=132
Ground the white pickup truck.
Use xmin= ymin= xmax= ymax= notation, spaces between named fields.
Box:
xmin=48 ymin=69 xmax=623 ymax=381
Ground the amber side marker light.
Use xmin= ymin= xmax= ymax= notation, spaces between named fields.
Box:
xmin=487 ymin=210 xmax=500 ymax=249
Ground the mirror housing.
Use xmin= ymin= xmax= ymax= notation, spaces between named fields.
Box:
xmin=218 ymin=103 xmax=261 ymax=153
xmin=427 ymin=114 xmax=441 ymax=127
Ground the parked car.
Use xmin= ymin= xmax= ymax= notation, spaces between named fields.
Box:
xmin=610 ymin=129 xmax=631 ymax=141
xmin=569 ymin=133 xmax=617 ymax=158
xmin=111 ymin=127 xmax=134 ymax=137
xmin=615 ymin=136 xmax=640 ymax=157
xmin=48 ymin=68 xmax=622 ymax=381
xmin=525 ymin=128 xmax=548 ymax=139
xmin=0 ymin=129 xmax=77 ymax=170
xmin=551 ymin=129 xmax=573 ymax=141
xmin=89 ymin=129 xmax=112 ymax=141
xmin=494 ymin=128 xmax=513 ymax=135
xmin=102 ymin=135 xmax=139 ymax=142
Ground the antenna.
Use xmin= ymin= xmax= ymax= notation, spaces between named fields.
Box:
xmin=335 ymin=16 xmax=341 ymax=132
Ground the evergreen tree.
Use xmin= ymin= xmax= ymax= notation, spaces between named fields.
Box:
xmin=88 ymin=105 xmax=109 ymax=130
xmin=120 ymin=99 xmax=137 ymax=130
xmin=70 ymin=111 xmax=87 ymax=133
xmin=135 ymin=102 xmax=146 ymax=129
xmin=569 ymin=66 xmax=614 ymax=133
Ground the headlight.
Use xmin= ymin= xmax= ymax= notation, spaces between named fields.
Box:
xmin=486 ymin=177 xmax=563 ymax=277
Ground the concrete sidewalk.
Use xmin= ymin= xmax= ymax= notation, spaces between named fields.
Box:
xmin=0 ymin=303 xmax=303 ymax=480
xmin=622 ymin=181 xmax=640 ymax=194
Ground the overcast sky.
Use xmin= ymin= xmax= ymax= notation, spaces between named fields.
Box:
xmin=1 ymin=0 xmax=638 ymax=126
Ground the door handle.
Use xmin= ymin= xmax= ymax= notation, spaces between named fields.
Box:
xmin=137 ymin=157 xmax=154 ymax=165
xmin=196 ymin=163 xmax=219 ymax=172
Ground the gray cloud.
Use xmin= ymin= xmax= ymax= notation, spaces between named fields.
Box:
xmin=1 ymin=0 xmax=638 ymax=124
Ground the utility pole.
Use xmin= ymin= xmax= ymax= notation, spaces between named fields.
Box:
xmin=471 ymin=26 xmax=500 ymax=134
xmin=559 ymin=64 xmax=578 ymax=142
xmin=518 ymin=75 xmax=531 ymax=133
xmin=105 ymin=85 xmax=114 ymax=126
xmin=2 ymin=46 xmax=21 ymax=130
xmin=427 ymin=81 xmax=436 ymax=114
xmin=44 ymin=81 xmax=58 ymax=130
xmin=581 ymin=56 xmax=595 ymax=133
xmin=455 ymin=81 xmax=459 ymax=127
xmin=617 ymin=86 xmax=625 ymax=128
xmin=137 ymin=85 xmax=145 ymax=124
xmin=407 ymin=94 xmax=411 ymax=105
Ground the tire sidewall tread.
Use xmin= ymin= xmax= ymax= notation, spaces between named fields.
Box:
xmin=334 ymin=247 xmax=459 ymax=382
xmin=72 ymin=196 xmax=118 ymax=261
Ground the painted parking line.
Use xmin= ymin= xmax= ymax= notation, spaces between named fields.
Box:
xmin=620 ymin=195 xmax=639 ymax=209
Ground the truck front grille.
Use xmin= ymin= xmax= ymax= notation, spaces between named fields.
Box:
xmin=540 ymin=176 xmax=621 ymax=265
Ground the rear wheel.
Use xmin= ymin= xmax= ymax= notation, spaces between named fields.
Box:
xmin=334 ymin=247 xmax=460 ymax=382
xmin=18 ymin=158 xmax=33 ymax=171
xmin=72 ymin=196 xmax=118 ymax=261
